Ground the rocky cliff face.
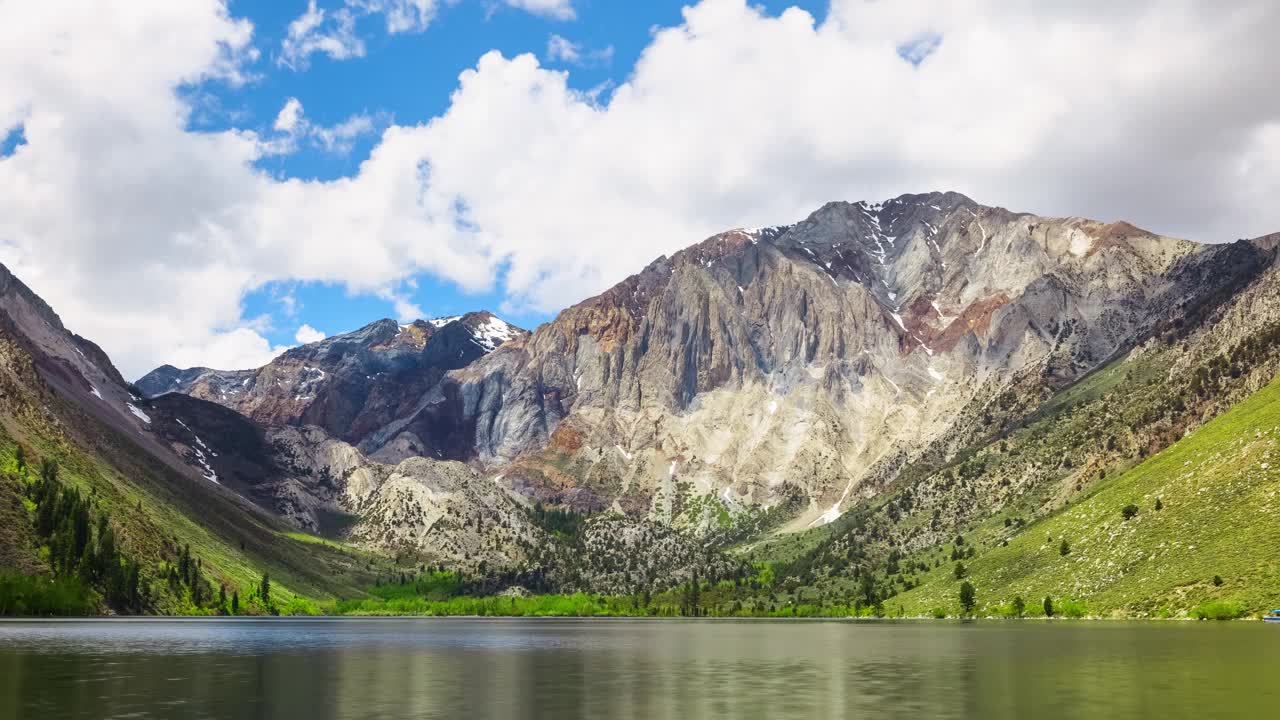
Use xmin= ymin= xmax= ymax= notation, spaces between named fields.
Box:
xmin=417 ymin=193 xmax=1270 ymax=528
xmin=138 ymin=311 xmax=525 ymax=459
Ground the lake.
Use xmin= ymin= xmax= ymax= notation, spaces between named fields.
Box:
xmin=0 ymin=618 xmax=1275 ymax=719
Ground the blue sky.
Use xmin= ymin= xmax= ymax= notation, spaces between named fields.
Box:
xmin=221 ymin=0 xmax=827 ymax=346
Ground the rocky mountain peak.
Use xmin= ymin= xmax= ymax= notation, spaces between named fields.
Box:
xmin=136 ymin=309 xmax=527 ymax=454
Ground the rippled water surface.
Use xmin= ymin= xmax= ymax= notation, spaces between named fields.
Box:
xmin=1 ymin=618 xmax=1276 ymax=719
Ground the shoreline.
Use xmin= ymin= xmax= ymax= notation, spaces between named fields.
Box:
xmin=1 ymin=614 xmax=1271 ymax=622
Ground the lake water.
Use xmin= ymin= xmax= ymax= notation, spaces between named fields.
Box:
xmin=0 ymin=618 xmax=1276 ymax=719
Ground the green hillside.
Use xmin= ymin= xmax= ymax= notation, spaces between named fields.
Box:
xmin=895 ymin=373 xmax=1280 ymax=618
xmin=0 ymin=333 xmax=391 ymax=615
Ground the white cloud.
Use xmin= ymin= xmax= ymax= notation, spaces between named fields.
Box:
xmin=362 ymin=0 xmax=444 ymax=34
xmin=311 ymin=112 xmax=377 ymax=153
xmin=546 ymin=34 xmax=579 ymax=63
xmin=280 ymin=0 xmax=364 ymax=70
xmin=281 ymin=0 xmax=572 ymax=71
xmin=375 ymin=286 xmax=426 ymax=323
xmin=262 ymin=96 xmax=379 ymax=155
xmin=274 ymin=97 xmax=305 ymax=132
xmin=2 ymin=0 xmax=1279 ymax=379
xmin=392 ymin=297 xmax=425 ymax=323
xmin=504 ymin=0 xmax=575 ymax=21
xmin=546 ymin=34 xmax=612 ymax=67
xmin=295 ymin=323 xmax=327 ymax=344
xmin=167 ymin=328 xmax=291 ymax=372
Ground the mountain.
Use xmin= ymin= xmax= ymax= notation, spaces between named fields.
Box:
xmin=3 ymin=264 xmax=727 ymax=609
xmin=10 ymin=190 xmax=1280 ymax=618
xmin=138 ymin=312 xmax=525 ymax=462
xmin=741 ymin=222 xmax=1280 ymax=617
xmin=430 ymin=192 xmax=1270 ymax=527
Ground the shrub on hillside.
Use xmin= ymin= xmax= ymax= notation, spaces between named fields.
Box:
xmin=1192 ymin=600 xmax=1244 ymax=621
xmin=1059 ymin=599 xmax=1088 ymax=619
xmin=0 ymin=573 xmax=94 ymax=616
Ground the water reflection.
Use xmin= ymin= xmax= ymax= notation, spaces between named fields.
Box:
xmin=0 ymin=619 xmax=1275 ymax=719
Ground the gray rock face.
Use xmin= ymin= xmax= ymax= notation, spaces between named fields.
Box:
xmin=137 ymin=311 xmax=526 ymax=458
xmin=417 ymin=192 xmax=1272 ymax=528
xmin=263 ymin=426 xmax=545 ymax=571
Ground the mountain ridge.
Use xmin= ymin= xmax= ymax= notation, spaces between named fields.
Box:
xmin=9 ymin=191 xmax=1280 ymax=618
xmin=416 ymin=192 xmax=1264 ymax=529
xmin=133 ymin=193 xmax=1276 ymax=532
xmin=137 ymin=311 xmax=527 ymax=461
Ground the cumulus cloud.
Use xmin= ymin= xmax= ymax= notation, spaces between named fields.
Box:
xmin=1 ymin=0 xmax=1279 ymax=378
xmin=295 ymin=324 xmax=327 ymax=344
xmin=166 ymin=328 xmax=291 ymax=372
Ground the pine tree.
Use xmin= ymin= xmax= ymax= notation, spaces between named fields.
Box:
xmin=959 ymin=581 xmax=976 ymax=616
xmin=1043 ymin=596 xmax=1055 ymax=618
xmin=232 ymin=591 xmax=240 ymax=615
xmin=260 ymin=573 xmax=271 ymax=607
xmin=690 ymin=569 xmax=701 ymax=617
xmin=14 ymin=445 xmax=26 ymax=472
xmin=126 ymin=563 xmax=141 ymax=611
xmin=860 ymin=568 xmax=880 ymax=607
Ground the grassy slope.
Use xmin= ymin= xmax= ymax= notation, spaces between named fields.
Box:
xmin=0 ymin=469 xmax=41 ymax=574
xmin=0 ymin=427 xmax=388 ymax=611
xmin=0 ymin=331 xmax=392 ymax=612
xmin=894 ymin=373 xmax=1280 ymax=617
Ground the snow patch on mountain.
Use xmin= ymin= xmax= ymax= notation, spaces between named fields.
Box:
xmin=471 ymin=316 xmax=518 ymax=351
xmin=127 ymin=403 xmax=151 ymax=424
xmin=429 ymin=315 xmax=462 ymax=328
